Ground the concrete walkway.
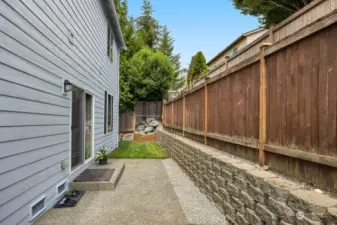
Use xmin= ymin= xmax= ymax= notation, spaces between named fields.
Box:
xmin=35 ymin=159 xmax=226 ymax=225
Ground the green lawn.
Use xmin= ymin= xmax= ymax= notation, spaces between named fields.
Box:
xmin=109 ymin=141 xmax=168 ymax=159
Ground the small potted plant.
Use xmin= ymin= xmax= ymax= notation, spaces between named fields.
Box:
xmin=95 ymin=147 xmax=109 ymax=165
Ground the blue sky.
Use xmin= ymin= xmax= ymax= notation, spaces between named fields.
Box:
xmin=127 ymin=0 xmax=261 ymax=68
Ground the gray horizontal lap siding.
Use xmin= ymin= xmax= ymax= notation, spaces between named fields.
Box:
xmin=0 ymin=0 xmax=119 ymax=224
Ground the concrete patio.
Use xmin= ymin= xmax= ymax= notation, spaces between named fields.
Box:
xmin=35 ymin=159 xmax=227 ymax=225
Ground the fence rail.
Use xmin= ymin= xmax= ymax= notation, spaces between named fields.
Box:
xmin=163 ymin=0 xmax=337 ymax=192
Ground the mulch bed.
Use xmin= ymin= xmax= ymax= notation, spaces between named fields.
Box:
xmin=134 ymin=133 xmax=157 ymax=142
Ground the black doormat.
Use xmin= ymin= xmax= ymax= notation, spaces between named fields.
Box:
xmin=74 ymin=169 xmax=115 ymax=182
xmin=54 ymin=190 xmax=85 ymax=208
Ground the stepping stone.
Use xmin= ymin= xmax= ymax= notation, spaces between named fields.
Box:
xmin=74 ymin=169 xmax=115 ymax=182
xmin=70 ymin=160 xmax=125 ymax=191
xmin=122 ymin=133 xmax=134 ymax=141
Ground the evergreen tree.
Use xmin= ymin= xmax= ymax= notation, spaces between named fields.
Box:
xmin=158 ymin=26 xmax=184 ymax=91
xmin=114 ymin=0 xmax=142 ymax=58
xmin=128 ymin=47 xmax=175 ymax=101
xmin=192 ymin=52 xmax=208 ymax=80
xmin=114 ymin=0 xmax=142 ymax=111
xmin=115 ymin=0 xmax=184 ymax=109
xmin=187 ymin=56 xmax=195 ymax=90
xmin=186 ymin=52 xmax=208 ymax=90
xmin=158 ymin=26 xmax=173 ymax=56
xmin=158 ymin=25 xmax=181 ymax=71
xmin=136 ymin=0 xmax=160 ymax=49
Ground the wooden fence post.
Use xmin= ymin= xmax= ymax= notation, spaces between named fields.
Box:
xmin=225 ymin=56 xmax=230 ymax=70
xmin=259 ymin=43 xmax=272 ymax=166
xmin=204 ymin=77 xmax=210 ymax=145
xmin=133 ymin=104 xmax=136 ymax=133
xmin=183 ymin=94 xmax=186 ymax=136
xmin=171 ymin=102 xmax=174 ymax=133
xmin=162 ymin=102 xmax=165 ymax=126
xmin=269 ymin=24 xmax=275 ymax=44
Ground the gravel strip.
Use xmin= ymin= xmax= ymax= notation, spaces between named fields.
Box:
xmin=162 ymin=159 xmax=228 ymax=225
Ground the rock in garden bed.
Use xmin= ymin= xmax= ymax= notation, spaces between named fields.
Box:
xmin=136 ymin=116 xmax=161 ymax=133
xmin=144 ymin=126 xmax=154 ymax=133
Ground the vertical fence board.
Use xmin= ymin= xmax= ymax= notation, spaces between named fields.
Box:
xmin=119 ymin=112 xmax=135 ymax=132
xmin=165 ymin=103 xmax=172 ymax=126
xmin=318 ymin=29 xmax=329 ymax=156
xmin=309 ymin=35 xmax=320 ymax=152
xmin=185 ymin=88 xmax=205 ymax=132
xmin=326 ymin=25 xmax=337 ymax=157
xmin=173 ymin=98 xmax=183 ymax=128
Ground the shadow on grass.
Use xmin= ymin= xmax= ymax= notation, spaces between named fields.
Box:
xmin=108 ymin=141 xmax=168 ymax=159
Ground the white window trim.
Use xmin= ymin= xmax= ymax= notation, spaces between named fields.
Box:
xmin=29 ymin=195 xmax=46 ymax=221
xmin=84 ymin=92 xmax=95 ymax=164
xmin=104 ymin=91 xmax=114 ymax=135
xmin=108 ymin=27 xmax=114 ymax=62
xmin=56 ymin=180 xmax=68 ymax=198
xmin=110 ymin=32 xmax=114 ymax=62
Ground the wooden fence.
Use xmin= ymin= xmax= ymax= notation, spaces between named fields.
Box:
xmin=119 ymin=101 xmax=162 ymax=132
xmin=163 ymin=0 xmax=337 ymax=191
xmin=135 ymin=101 xmax=162 ymax=120
xmin=119 ymin=111 xmax=135 ymax=133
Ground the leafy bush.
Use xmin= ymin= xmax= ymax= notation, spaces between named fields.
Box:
xmin=127 ymin=47 xmax=175 ymax=101
xmin=95 ymin=148 xmax=109 ymax=161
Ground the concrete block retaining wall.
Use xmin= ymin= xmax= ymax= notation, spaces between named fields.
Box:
xmin=156 ymin=127 xmax=337 ymax=225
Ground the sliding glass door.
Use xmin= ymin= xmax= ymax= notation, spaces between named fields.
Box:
xmin=71 ymin=86 xmax=93 ymax=170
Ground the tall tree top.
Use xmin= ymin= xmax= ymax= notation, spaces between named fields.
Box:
xmin=158 ymin=26 xmax=174 ymax=57
xmin=136 ymin=0 xmax=160 ymax=49
xmin=192 ymin=51 xmax=208 ymax=79
xmin=141 ymin=0 xmax=154 ymax=16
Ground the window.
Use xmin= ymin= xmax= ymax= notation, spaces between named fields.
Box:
xmin=85 ymin=94 xmax=93 ymax=160
xmin=104 ymin=91 xmax=113 ymax=134
xmin=56 ymin=180 xmax=67 ymax=198
xmin=227 ymin=46 xmax=238 ymax=57
xmin=107 ymin=27 xmax=113 ymax=62
xmin=30 ymin=195 xmax=46 ymax=221
xmin=232 ymin=46 xmax=238 ymax=55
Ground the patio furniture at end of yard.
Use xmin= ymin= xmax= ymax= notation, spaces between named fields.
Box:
xmin=109 ymin=141 xmax=168 ymax=159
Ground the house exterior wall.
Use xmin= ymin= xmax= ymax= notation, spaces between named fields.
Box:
xmin=246 ymin=29 xmax=267 ymax=45
xmin=208 ymin=29 xmax=267 ymax=70
xmin=0 ymin=0 xmax=121 ymax=224
xmin=208 ymin=38 xmax=247 ymax=70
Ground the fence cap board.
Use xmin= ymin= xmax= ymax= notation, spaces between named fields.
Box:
xmin=265 ymin=9 xmax=337 ymax=57
xmin=272 ymin=0 xmax=326 ymax=33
